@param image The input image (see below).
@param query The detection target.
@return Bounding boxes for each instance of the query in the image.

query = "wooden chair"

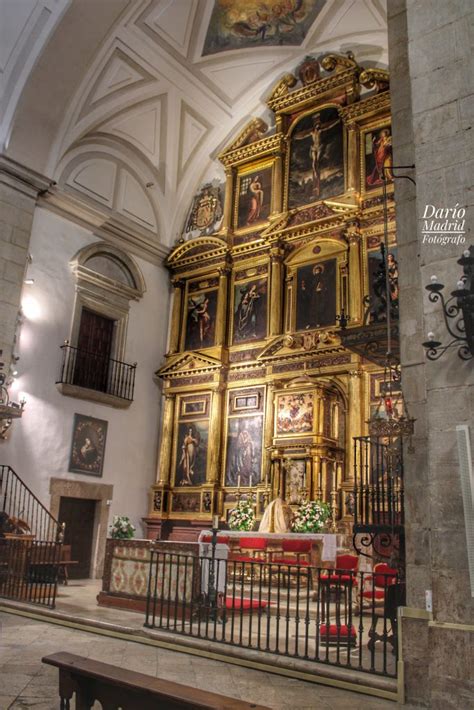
[58,545,79,585]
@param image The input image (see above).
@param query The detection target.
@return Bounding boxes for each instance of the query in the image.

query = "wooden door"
[58,497,96,578]
[74,309,114,392]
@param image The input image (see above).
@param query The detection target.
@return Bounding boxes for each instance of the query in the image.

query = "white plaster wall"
[4,206,170,536]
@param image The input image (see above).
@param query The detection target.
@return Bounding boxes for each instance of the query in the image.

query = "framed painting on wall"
[232,277,268,343]
[363,124,393,191]
[183,289,218,350]
[68,414,108,476]
[295,258,337,331]
[235,166,272,230]
[174,420,209,487]
[276,392,314,435]
[288,106,344,208]
[225,415,263,487]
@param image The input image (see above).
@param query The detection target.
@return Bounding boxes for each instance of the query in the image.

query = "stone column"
[168,279,184,355]
[215,267,230,346]
[0,157,52,374]
[156,392,176,485]
[269,247,284,336]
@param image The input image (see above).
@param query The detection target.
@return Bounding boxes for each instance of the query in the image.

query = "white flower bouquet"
[228,501,255,531]
[110,515,136,539]
[291,500,331,533]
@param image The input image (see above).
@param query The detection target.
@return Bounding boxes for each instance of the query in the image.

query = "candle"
[237,474,241,489]
[213,515,219,530]
[249,474,252,489]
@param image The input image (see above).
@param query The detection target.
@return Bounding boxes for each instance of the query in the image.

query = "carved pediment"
[157,352,223,379]
[258,331,343,363]
[224,118,269,154]
[167,236,229,268]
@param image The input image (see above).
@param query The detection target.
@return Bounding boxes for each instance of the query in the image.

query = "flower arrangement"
[291,500,331,533]
[228,501,255,531]
[110,515,136,539]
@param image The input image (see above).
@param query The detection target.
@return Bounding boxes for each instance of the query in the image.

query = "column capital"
[171,277,185,289]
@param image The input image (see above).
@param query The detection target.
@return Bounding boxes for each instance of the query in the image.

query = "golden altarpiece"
[144,54,398,540]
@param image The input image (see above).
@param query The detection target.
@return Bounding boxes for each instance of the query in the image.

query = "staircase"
[0,465,63,608]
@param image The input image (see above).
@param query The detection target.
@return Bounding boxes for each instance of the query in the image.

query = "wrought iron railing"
[145,545,403,678]
[0,464,62,541]
[0,537,61,608]
[57,344,136,402]
[353,436,404,533]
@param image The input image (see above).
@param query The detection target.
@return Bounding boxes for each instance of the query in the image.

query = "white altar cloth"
[198,530,337,562]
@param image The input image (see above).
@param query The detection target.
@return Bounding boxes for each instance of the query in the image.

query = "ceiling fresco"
[203,0,327,56]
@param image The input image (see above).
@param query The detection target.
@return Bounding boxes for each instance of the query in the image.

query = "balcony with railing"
[56,344,136,408]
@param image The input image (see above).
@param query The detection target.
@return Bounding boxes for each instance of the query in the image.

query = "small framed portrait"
[235,165,273,230]
[363,124,393,192]
[180,395,210,418]
[69,414,108,476]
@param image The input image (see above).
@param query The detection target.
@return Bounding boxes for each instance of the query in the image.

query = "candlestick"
[212,514,219,530]
[237,474,241,489]
[249,474,252,489]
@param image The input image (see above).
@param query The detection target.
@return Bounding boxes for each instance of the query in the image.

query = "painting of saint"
[276,393,314,434]
[184,290,218,350]
[69,414,108,477]
[225,416,263,486]
[233,278,267,343]
[295,258,336,331]
[175,421,208,487]
[288,107,344,208]
[365,126,393,189]
[203,0,327,56]
[368,248,399,323]
[237,168,272,229]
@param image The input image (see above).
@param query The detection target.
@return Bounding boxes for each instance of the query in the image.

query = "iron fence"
[57,344,136,402]
[0,538,62,608]
[145,545,403,678]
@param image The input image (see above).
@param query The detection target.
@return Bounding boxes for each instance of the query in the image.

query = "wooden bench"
[42,652,271,709]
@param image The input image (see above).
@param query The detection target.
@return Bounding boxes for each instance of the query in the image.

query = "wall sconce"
[0,369,26,439]
[422,247,474,360]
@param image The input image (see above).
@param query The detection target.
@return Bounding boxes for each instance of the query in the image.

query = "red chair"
[271,539,312,567]
[319,554,359,623]
[232,537,268,564]
[361,562,397,608]
[200,535,230,544]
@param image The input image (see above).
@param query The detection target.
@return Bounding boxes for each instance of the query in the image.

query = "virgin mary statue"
[259,497,293,533]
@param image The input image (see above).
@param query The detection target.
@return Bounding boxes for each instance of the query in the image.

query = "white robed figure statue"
[258,496,293,533]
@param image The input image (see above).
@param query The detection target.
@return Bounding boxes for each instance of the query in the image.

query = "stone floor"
[0,610,411,709]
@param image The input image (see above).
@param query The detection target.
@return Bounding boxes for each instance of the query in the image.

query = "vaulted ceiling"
[0,0,388,258]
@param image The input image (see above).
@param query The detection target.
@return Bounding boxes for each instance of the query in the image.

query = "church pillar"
[207,384,225,483]
[168,279,184,354]
[156,392,176,485]
[0,157,52,374]
[347,370,363,482]
[215,267,230,346]
[269,247,284,336]
[347,225,363,324]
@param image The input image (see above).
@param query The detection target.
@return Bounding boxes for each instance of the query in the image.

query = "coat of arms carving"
[185,184,223,236]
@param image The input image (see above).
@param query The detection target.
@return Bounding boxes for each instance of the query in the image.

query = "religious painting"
[364,125,393,191]
[183,180,224,238]
[180,395,210,418]
[232,277,268,343]
[276,392,314,434]
[225,415,263,487]
[174,421,209,487]
[295,258,337,331]
[236,167,272,230]
[370,372,402,402]
[283,459,306,504]
[202,0,327,56]
[229,387,264,414]
[288,107,344,208]
[68,414,108,476]
[184,289,218,350]
[368,247,399,323]
[171,492,201,513]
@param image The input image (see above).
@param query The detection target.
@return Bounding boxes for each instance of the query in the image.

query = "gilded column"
[215,266,230,346]
[207,385,225,483]
[320,457,327,501]
[346,122,358,199]
[219,167,234,237]
[264,383,276,480]
[347,369,363,481]
[168,279,184,355]
[347,226,362,324]
[269,247,284,336]
[271,152,283,216]
[156,392,176,485]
